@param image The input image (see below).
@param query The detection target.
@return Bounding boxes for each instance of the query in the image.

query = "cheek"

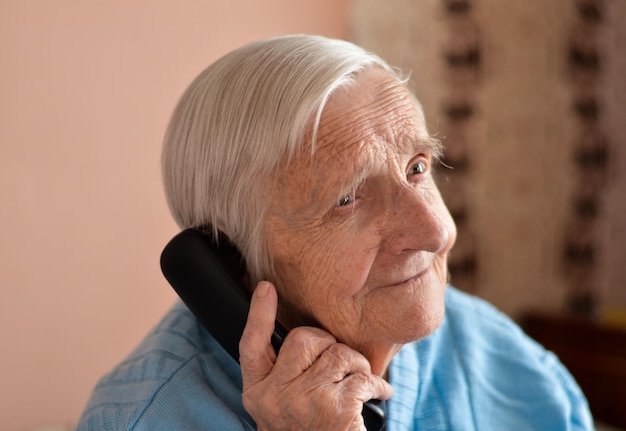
[271,228,378,326]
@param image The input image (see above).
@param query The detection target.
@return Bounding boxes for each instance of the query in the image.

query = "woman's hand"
[239,281,393,431]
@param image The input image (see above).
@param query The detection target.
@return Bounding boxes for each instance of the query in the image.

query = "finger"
[304,343,393,405]
[272,326,337,381]
[239,281,279,389]
[302,342,372,386]
[341,372,394,403]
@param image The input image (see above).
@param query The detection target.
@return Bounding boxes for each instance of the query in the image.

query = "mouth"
[384,266,431,288]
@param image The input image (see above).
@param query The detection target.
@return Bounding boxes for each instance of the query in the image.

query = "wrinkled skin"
[239,68,457,430]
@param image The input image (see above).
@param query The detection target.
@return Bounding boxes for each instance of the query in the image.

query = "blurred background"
[1,0,625,430]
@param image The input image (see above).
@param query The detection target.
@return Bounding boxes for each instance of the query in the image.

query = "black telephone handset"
[160,228,386,431]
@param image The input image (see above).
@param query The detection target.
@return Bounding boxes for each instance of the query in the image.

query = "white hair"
[162,35,407,282]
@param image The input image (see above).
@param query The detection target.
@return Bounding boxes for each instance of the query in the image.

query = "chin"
[396,282,447,343]
[404,301,445,343]
[360,271,449,348]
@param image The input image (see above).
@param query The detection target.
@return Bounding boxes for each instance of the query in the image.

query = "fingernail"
[255,281,270,298]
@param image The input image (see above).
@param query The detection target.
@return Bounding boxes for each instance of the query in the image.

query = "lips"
[384,265,431,288]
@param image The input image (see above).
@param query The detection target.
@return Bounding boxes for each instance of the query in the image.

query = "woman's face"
[264,68,456,373]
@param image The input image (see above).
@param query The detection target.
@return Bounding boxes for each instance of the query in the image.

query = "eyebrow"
[416,135,444,160]
[331,134,443,204]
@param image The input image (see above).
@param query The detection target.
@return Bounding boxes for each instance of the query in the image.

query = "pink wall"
[0,1,348,429]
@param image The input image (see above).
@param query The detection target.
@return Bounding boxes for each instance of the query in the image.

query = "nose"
[380,184,456,256]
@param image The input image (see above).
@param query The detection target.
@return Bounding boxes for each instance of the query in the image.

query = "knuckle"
[346,371,371,387]
[284,326,310,345]
[324,343,354,364]
[341,373,379,401]
[285,326,334,349]
[238,333,256,362]
[238,332,250,352]
[320,343,369,374]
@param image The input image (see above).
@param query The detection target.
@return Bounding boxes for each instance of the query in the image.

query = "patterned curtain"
[562,0,610,314]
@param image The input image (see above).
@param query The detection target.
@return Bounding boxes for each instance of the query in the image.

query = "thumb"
[239,281,279,389]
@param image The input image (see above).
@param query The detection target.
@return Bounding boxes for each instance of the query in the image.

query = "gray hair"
[162,34,406,283]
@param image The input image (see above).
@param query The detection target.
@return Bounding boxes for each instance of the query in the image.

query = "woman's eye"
[336,194,353,208]
[408,160,427,175]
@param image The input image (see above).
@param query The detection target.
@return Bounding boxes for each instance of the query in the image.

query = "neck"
[361,342,403,377]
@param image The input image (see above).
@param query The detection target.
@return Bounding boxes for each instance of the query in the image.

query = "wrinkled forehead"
[304,69,432,170]
[268,69,437,217]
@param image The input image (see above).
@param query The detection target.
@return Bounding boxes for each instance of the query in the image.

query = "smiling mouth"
[385,266,431,288]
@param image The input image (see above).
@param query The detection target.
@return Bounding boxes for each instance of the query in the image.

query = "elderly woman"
[78,35,592,430]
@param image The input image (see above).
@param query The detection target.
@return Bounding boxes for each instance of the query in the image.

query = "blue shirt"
[77,287,593,430]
